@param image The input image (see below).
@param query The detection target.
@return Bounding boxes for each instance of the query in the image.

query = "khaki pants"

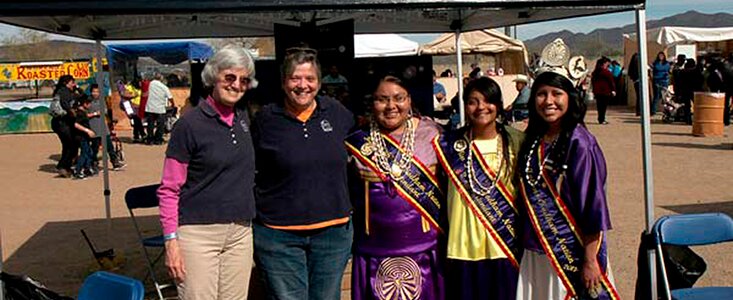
[177,222,253,300]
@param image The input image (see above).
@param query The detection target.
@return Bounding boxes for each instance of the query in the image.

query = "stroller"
[661,87,690,124]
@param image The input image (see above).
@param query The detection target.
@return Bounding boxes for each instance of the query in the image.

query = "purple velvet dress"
[349,118,444,300]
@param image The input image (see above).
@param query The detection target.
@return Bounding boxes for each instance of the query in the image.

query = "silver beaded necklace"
[524,136,558,187]
[465,131,503,197]
[369,117,416,181]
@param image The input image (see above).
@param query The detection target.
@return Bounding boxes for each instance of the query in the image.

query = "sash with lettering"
[432,129,520,268]
[345,130,444,233]
[520,142,619,300]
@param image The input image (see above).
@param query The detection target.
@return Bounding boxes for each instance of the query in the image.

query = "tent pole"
[1,230,4,300]
[455,28,465,127]
[95,39,113,246]
[635,8,657,300]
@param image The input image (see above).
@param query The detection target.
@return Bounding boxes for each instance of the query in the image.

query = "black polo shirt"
[253,97,354,226]
[166,100,256,225]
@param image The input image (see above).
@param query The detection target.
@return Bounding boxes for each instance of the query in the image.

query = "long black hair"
[518,71,586,174]
[54,75,75,96]
[463,77,511,171]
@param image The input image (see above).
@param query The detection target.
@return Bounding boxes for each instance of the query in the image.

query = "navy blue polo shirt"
[253,97,354,226]
[166,100,256,225]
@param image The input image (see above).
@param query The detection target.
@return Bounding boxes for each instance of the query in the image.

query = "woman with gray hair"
[252,47,354,299]
[157,44,258,299]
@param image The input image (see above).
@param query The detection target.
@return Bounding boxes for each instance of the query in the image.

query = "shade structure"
[106,41,214,65]
[419,29,529,74]
[0,1,659,298]
[0,1,642,40]
[354,34,418,58]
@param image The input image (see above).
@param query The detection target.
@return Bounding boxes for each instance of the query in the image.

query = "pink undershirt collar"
[206,96,234,127]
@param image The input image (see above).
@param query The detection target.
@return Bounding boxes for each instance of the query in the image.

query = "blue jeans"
[75,137,93,172]
[652,82,668,115]
[254,220,353,300]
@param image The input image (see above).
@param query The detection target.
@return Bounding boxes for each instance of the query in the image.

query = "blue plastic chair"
[125,184,170,300]
[78,271,144,300]
[652,213,733,300]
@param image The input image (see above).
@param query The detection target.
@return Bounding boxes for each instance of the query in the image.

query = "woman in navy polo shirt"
[252,48,354,300]
[157,45,258,299]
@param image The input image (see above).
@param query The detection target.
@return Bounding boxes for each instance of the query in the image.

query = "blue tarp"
[106,41,214,65]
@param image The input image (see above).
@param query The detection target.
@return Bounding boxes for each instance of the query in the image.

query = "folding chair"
[78,271,144,300]
[125,184,171,300]
[652,212,733,300]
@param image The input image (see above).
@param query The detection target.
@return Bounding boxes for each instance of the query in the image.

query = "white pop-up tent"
[625,26,733,63]
[0,1,664,298]
[355,34,418,58]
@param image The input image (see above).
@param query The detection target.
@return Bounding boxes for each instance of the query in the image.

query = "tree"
[1,28,49,46]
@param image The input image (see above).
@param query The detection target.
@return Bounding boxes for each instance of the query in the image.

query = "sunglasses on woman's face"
[285,47,318,55]
[222,74,251,87]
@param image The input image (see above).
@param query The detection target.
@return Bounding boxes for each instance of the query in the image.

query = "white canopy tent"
[0,1,662,299]
[355,34,418,58]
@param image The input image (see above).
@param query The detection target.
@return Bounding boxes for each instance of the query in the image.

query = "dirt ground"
[1,107,732,299]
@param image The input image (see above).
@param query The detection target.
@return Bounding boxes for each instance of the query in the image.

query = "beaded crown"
[535,38,587,86]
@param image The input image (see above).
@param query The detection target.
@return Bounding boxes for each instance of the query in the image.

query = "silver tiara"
[535,38,587,85]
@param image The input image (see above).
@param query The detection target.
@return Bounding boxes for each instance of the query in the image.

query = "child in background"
[73,95,97,179]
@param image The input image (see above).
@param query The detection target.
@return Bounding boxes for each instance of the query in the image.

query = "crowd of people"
[156,44,617,300]
[634,51,733,124]
[117,73,176,145]
[50,75,126,179]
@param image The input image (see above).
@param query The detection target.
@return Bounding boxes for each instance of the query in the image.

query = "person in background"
[651,51,671,116]
[507,74,530,122]
[592,57,615,124]
[348,75,444,300]
[158,45,258,299]
[434,77,524,300]
[145,73,174,145]
[433,69,451,127]
[252,47,354,300]
[516,71,618,300]
[51,75,80,178]
[677,59,704,125]
[121,79,146,143]
[88,84,126,171]
[441,69,454,78]
[72,95,97,179]
[628,53,641,116]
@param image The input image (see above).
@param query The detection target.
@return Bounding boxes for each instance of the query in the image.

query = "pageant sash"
[520,143,619,300]
[433,132,520,268]
[346,131,444,233]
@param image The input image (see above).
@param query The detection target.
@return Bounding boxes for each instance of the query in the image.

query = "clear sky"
[0,0,731,44]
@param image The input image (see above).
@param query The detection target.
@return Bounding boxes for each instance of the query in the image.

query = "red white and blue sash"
[346,130,444,233]
[520,143,619,300]
[433,131,520,268]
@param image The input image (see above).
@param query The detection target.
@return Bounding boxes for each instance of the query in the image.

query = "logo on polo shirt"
[239,119,249,132]
[321,119,333,132]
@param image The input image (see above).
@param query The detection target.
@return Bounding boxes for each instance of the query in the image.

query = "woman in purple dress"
[346,75,444,300]
[515,71,619,300]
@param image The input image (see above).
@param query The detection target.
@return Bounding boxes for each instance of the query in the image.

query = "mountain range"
[524,10,733,58]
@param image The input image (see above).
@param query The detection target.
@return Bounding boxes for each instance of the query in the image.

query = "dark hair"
[518,71,586,174]
[54,75,75,96]
[372,74,421,117]
[90,83,99,91]
[462,77,511,169]
[654,51,668,64]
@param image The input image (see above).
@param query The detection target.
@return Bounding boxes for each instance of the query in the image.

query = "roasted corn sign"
[0,62,92,81]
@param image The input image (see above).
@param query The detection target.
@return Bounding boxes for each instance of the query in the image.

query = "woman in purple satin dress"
[515,71,618,300]
[346,75,444,300]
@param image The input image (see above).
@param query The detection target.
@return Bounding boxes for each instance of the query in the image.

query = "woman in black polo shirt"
[252,48,354,299]
[157,45,257,299]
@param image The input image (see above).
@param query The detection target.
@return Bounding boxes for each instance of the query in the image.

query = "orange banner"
[0,62,92,81]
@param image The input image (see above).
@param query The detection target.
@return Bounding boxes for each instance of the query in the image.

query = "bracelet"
[164,232,178,240]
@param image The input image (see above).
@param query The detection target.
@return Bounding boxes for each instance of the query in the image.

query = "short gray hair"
[201,44,258,89]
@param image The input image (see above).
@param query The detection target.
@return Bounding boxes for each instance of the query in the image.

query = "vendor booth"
[2,1,669,299]
[420,29,530,107]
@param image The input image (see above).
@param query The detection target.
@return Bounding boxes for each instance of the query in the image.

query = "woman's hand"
[582,257,602,292]
[165,239,186,282]
[87,129,96,138]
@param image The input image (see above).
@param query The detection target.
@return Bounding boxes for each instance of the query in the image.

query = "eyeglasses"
[221,74,251,87]
[285,47,318,56]
[374,94,409,105]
